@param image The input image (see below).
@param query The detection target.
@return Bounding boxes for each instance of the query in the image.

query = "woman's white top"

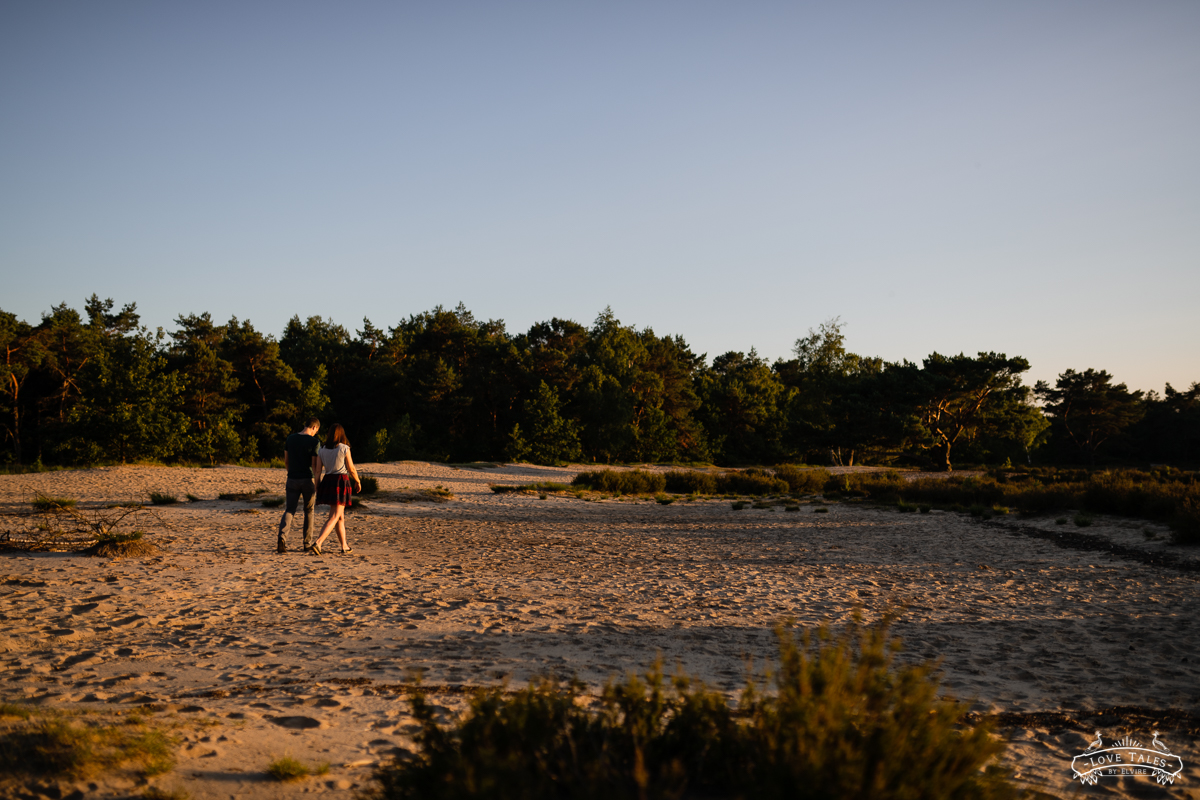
[319,443,350,475]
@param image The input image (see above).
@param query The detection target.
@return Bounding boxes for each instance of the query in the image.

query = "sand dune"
[2,462,1198,798]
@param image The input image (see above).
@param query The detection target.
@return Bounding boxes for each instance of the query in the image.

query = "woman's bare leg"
[336,513,349,551]
[315,508,339,550]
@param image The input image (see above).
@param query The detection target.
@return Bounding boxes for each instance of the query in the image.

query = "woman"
[311,423,362,555]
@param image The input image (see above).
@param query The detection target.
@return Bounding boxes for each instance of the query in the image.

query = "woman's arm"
[345,449,362,492]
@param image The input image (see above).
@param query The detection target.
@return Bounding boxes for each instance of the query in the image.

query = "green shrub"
[715,472,788,496]
[731,501,747,510]
[896,501,917,513]
[148,492,177,505]
[1074,513,1093,527]
[185,493,200,502]
[364,617,1018,800]
[360,477,380,495]
[771,465,831,495]
[261,497,284,508]
[664,470,717,494]
[814,507,829,513]
[572,470,666,495]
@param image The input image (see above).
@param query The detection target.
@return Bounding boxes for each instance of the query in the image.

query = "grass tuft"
[0,702,33,719]
[267,756,328,781]
[267,756,310,781]
[32,495,76,512]
[148,492,178,505]
[0,715,174,779]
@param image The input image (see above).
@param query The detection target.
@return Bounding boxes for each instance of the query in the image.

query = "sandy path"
[1,462,1198,799]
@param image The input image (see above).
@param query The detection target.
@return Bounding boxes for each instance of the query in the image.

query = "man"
[278,417,321,553]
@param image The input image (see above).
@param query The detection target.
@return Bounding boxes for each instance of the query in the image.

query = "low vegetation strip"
[528,466,1199,543]
[366,616,1018,800]
[571,468,800,497]
[572,469,667,495]
[490,481,576,495]
[828,467,1200,544]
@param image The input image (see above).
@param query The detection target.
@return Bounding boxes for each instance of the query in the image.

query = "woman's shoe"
[311,543,323,555]
[341,548,354,555]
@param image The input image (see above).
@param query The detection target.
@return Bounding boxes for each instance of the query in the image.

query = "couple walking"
[277,417,363,555]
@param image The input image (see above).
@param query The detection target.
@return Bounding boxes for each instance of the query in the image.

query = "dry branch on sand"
[0,494,167,556]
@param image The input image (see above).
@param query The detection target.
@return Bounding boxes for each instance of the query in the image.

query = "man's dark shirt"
[285,433,320,479]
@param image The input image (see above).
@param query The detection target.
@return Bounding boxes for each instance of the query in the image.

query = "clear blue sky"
[2,1,1197,393]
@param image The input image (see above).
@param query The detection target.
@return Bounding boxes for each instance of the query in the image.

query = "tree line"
[2,297,1197,470]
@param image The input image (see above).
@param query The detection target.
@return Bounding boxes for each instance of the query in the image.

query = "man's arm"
[311,455,322,485]
[284,451,290,471]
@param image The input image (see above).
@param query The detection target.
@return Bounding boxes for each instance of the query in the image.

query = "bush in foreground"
[365,617,1018,800]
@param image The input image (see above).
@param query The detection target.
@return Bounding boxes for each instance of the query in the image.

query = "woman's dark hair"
[325,423,350,449]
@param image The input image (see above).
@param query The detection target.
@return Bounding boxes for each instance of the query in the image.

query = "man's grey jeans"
[278,478,317,551]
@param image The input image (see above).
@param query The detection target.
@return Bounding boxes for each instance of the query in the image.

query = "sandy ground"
[1,462,1198,799]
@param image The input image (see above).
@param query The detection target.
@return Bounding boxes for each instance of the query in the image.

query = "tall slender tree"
[0,311,45,464]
